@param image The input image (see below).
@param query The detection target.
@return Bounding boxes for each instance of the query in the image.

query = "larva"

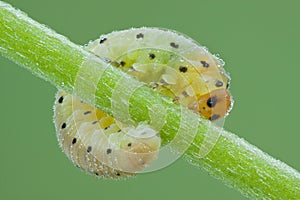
[54,27,233,179]
[54,91,161,178]
[87,28,232,120]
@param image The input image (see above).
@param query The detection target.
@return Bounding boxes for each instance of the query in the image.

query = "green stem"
[0,1,299,199]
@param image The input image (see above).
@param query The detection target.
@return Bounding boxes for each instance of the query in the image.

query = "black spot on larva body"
[215,80,224,87]
[182,91,188,97]
[149,53,156,59]
[207,96,217,108]
[58,96,64,104]
[92,121,98,124]
[173,96,180,102]
[160,79,168,85]
[120,61,126,66]
[87,146,92,153]
[99,38,107,44]
[201,61,210,68]
[95,172,99,176]
[136,33,144,39]
[209,114,220,121]
[116,172,121,176]
[84,111,92,115]
[72,138,77,144]
[151,82,159,89]
[104,126,109,130]
[117,129,122,132]
[170,42,179,48]
[226,82,230,89]
[61,123,66,129]
[127,143,132,147]
[107,148,112,154]
[140,160,146,165]
[179,66,188,73]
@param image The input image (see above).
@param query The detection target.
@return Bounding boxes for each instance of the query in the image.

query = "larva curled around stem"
[87,28,232,120]
[53,27,233,179]
[54,91,161,178]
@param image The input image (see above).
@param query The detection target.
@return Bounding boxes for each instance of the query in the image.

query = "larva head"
[192,89,232,121]
[185,68,232,120]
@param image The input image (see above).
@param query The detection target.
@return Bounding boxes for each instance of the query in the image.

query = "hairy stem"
[0,1,299,199]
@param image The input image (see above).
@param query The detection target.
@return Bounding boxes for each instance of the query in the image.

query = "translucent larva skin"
[54,91,161,179]
[87,28,232,120]
[54,28,233,179]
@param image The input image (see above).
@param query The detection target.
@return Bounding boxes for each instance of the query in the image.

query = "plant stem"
[0,1,299,199]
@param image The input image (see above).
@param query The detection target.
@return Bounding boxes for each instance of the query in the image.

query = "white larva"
[53,27,232,179]
[54,91,160,178]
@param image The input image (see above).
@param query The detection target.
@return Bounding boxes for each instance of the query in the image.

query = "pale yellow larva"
[86,27,232,120]
[53,27,232,179]
[54,91,160,179]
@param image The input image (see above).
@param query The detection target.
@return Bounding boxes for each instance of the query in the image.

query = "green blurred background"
[0,0,299,199]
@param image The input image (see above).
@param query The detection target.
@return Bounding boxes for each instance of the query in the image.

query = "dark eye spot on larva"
[107,148,112,154]
[179,66,188,73]
[87,146,92,153]
[136,33,144,39]
[99,38,107,44]
[215,80,223,87]
[207,96,217,108]
[95,172,99,176]
[104,126,110,130]
[72,138,77,145]
[170,42,179,48]
[84,111,92,115]
[116,172,121,176]
[61,123,67,129]
[58,96,64,104]
[209,114,220,121]
[149,53,156,59]
[127,143,132,147]
[201,61,210,68]
[117,129,122,132]
[92,121,98,125]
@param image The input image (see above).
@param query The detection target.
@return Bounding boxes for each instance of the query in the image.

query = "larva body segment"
[87,27,232,119]
[54,91,160,178]
[53,27,233,179]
